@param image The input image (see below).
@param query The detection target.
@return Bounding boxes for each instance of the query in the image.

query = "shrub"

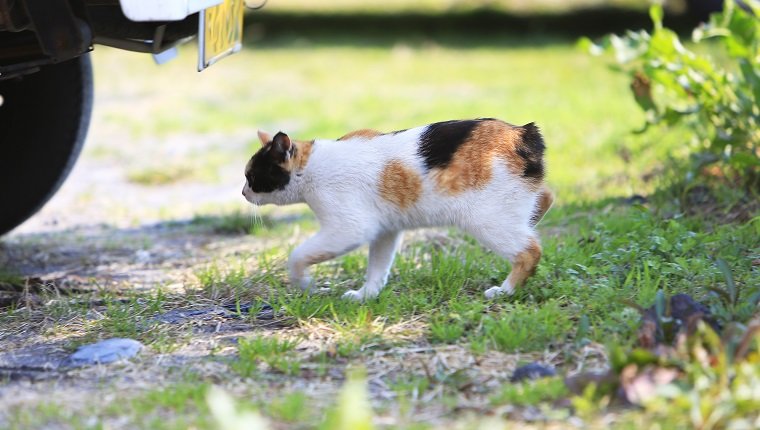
[582,1,759,188]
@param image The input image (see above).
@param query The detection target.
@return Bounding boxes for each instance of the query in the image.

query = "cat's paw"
[342,289,368,302]
[484,286,513,299]
[293,276,313,292]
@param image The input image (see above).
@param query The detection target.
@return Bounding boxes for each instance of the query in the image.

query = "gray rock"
[67,338,143,366]
[0,343,69,380]
[510,362,557,383]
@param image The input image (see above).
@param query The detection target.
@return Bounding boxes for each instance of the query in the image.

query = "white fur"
[243,126,544,301]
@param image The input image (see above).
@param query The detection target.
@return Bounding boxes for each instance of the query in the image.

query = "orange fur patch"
[379,159,422,209]
[293,140,313,171]
[506,239,542,290]
[305,251,337,266]
[279,140,314,172]
[339,129,382,141]
[530,186,555,226]
[432,120,543,194]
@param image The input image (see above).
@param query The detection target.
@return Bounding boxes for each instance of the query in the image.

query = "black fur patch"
[417,120,479,169]
[245,147,291,193]
[515,122,546,180]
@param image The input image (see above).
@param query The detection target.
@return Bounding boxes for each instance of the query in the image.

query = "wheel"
[0,54,94,235]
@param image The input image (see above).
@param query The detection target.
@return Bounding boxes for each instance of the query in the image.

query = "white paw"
[294,276,313,292]
[342,289,365,302]
[484,286,514,299]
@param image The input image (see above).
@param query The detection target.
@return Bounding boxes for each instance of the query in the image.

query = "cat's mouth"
[242,185,259,205]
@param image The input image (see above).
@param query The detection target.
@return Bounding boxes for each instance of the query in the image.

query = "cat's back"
[307,126,428,179]
[414,118,545,194]
[327,118,543,180]
[306,119,545,209]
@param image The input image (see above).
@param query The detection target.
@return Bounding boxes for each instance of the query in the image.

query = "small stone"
[67,338,143,366]
[135,249,152,264]
[510,362,556,383]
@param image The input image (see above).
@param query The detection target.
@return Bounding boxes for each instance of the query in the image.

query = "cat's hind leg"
[484,238,542,299]
[288,230,364,292]
[343,231,403,302]
[466,224,542,299]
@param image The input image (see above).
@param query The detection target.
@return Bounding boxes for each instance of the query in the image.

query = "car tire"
[0,53,94,236]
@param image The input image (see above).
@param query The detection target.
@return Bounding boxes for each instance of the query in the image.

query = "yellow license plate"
[198,0,244,71]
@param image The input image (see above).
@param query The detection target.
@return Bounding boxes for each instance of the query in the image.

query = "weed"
[265,391,310,422]
[127,164,196,186]
[233,335,301,377]
[480,301,572,352]
[191,211,274,235]
[490,377,569,407]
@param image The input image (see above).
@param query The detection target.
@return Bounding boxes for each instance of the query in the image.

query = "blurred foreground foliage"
[571,269,760,429]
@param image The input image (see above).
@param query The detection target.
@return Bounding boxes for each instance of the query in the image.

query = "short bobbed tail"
[515,122,546,182]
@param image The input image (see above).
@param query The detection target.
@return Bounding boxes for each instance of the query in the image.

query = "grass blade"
[715,258,737,307]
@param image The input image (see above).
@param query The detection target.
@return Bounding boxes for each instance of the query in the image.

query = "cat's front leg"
[288,230,363,293]
[343,231,403,302]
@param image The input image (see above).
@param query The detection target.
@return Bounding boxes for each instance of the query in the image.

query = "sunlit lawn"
[2,25,757,429]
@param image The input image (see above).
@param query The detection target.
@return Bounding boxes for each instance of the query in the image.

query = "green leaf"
[662,107,685,126]
[628,347,660,367]
[649,4,664,31]
[608,344,629,373]
[576,314,591,343]
[655,289,668,320]
[617,299,647,315]
[706,285,733,305]
[738,59,760,104]
[715,258,738,307]
[730,152,760,168]
[576,37,605,56]
[747,291,760,307]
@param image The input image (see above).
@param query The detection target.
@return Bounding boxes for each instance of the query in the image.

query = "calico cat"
[243,118,554,301]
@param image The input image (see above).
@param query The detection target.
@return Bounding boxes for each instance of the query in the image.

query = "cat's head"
[242,130,299,205]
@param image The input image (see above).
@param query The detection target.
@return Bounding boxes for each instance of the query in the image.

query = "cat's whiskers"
[249,203,264,233]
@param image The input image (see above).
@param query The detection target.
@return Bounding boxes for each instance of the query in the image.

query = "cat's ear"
[271,131,293,161]
[257,130,273,145]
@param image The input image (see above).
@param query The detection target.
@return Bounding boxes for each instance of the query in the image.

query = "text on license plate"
[198,0,244,71]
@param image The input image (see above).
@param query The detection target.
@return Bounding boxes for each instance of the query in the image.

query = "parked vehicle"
[0,0,243,235]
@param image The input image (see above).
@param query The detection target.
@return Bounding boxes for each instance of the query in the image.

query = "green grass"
[490,377,569,406]
[265,391,310,423]
[2,18,757,430]
[233,335,302,376]
[199,204,758,355]
[127,163,197,185]
[0,269,24,285]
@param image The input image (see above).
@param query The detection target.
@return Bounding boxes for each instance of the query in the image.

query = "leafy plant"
[638,321,760,429]
[570,294,760,428]
[490,377,568,407]
[266,392,310,423]
[582,1,760,187]
[709,257,760,322]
